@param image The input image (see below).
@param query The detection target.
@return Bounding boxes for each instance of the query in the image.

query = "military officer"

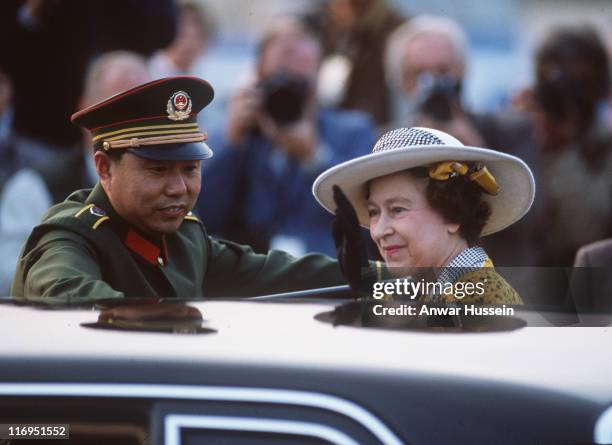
[11,77,350,302]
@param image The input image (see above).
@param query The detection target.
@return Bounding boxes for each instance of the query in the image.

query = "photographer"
[526,25,612,266]
[196,18,376,256]
[385,15,486,147]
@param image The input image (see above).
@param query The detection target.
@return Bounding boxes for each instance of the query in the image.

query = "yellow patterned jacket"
[436,247,523,305]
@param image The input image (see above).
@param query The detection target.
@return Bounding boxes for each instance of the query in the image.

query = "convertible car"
[1,288,611,445]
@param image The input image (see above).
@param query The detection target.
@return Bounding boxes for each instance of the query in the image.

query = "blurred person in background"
[149,0,215,79]
[0,0,177,168]
[385,15,493,147]
[196,18,376,256]
[309,0,404,126]
[523,25,612,266]
[385,15,544,163]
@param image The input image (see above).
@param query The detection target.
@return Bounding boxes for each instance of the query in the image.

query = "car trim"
[165,414,360,445]
[0,383,404,445]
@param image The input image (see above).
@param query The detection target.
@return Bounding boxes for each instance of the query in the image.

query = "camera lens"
[416,73,461,122]
[260,73,310,126]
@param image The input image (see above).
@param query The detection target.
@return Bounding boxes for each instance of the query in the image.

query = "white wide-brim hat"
[312,127,535,236]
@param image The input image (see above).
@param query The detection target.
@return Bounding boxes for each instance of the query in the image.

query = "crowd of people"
[1,0,611,298]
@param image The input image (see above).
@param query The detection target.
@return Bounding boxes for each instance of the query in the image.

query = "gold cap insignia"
[166,91,192,121]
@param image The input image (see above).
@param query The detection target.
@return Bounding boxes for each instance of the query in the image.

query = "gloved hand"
[332,185,374,295]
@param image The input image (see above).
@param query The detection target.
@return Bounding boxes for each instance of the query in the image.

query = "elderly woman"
[313,127,535,304]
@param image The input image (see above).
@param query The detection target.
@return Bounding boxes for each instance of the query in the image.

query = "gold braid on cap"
[101,132,207,151]
[94,122,207,151]
[102,132,208,151]
[428,161,499,195]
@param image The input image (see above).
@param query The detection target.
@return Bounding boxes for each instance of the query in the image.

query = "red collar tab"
[124,229,167,266]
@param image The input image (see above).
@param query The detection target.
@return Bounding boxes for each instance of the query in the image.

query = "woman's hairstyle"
[410,167,491,245]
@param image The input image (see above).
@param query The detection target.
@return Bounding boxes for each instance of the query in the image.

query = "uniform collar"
[85,183,169,267]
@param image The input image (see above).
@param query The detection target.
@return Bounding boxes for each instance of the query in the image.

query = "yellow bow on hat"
[428,161,500,195]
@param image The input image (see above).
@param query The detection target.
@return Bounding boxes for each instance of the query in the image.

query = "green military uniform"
[11,183,344,302]
[11,76,347,303]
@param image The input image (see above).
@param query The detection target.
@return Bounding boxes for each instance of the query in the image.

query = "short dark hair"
[412,167,491,245]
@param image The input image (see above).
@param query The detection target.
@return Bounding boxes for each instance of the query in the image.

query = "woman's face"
[367,171,460,269]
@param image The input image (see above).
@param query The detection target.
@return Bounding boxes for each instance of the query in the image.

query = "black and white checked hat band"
[372,127,448,153]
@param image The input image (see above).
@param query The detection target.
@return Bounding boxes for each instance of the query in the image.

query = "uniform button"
[157,257,165,267]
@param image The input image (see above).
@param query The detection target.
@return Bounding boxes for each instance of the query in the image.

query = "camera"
[415,73,462,122]
[259,72,310,126]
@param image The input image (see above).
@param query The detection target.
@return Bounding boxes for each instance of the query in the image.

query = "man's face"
[100,153,201,235]
[259,33,321,83]
[402,33,462,95]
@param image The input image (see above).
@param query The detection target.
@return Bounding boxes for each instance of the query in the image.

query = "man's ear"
[94,151,113,188]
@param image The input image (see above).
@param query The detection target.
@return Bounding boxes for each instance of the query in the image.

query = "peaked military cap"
[71,76,214,160]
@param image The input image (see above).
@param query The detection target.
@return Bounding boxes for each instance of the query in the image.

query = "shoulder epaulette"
[74,204,110,230]
[184,211,201,223]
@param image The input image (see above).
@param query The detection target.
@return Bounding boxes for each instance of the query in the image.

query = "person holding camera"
[384,15,487,147]
[196,18,377,256]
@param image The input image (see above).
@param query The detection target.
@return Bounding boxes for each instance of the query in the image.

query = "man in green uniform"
[11,77,349,302]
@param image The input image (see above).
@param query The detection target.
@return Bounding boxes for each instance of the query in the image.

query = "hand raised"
[332,185,372,294]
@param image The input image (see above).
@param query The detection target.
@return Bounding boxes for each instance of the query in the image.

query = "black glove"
[332,185,374,294]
